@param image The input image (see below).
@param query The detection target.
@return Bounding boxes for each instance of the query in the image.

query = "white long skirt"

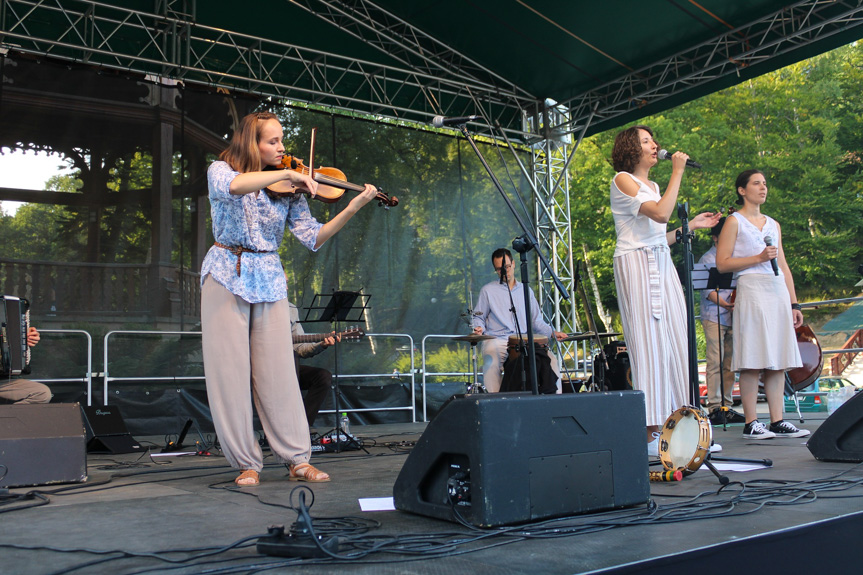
[731,273,802,372]
[613,247,690,427]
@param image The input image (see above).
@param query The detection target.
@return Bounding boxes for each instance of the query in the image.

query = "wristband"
[791,303,802,311]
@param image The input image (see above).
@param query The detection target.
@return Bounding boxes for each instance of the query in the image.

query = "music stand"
[302,290,369,454]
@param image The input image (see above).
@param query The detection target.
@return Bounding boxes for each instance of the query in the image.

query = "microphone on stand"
[432,115,480,128]
[657,149,702,169]
[764,236,779,276]
[499,266,506,285]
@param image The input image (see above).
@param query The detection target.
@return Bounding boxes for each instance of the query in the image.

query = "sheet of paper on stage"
[710,462,766,472]
[149,452,197,458]
[359,497,396,511]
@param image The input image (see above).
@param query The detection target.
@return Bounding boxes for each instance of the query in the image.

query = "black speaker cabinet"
[0,403,88,488]
[81,405,143,454]
[807,390,863,462]
[393,391,649,527]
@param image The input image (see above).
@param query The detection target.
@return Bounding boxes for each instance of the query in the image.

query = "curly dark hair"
[612,125,656,173]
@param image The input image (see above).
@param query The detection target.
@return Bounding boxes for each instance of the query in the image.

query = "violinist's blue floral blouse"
[200,161,323,303]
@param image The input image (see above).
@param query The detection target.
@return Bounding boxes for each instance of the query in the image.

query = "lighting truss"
[0,0,538,139]
[555,0,863,136]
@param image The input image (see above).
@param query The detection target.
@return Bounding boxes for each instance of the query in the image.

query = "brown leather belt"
[213,242,273,276]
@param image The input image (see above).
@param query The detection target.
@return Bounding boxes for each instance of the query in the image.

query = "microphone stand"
[676,202,701,406]
[457,122,570,395]
[500,265,530,392]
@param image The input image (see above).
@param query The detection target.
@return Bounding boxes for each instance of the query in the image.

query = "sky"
[0,149,73,215]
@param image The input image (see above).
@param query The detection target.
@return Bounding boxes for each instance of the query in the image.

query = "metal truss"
[493,101,581,368]
[555,0,863,136]
[0,0,538,139]
[531,136,577,336]
[287,0,533,102]
[4,1,862,140]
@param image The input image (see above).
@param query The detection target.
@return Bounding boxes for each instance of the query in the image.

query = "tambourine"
[658,406,712,475]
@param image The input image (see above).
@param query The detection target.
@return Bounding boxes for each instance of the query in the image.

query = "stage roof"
[2,0,863,140]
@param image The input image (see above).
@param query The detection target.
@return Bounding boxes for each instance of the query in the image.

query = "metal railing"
[830,330,863,376]
[32,329,93,405]
[420,334,479,421]
[102,330,205,405]
[102,330,417,421]
[25,292,863,419]
[322,333,416,422]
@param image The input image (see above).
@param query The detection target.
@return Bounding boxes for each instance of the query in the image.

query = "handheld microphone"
[764,236,779,276]
[432,115,480,128]
[649,469,683,482]
[657,149,702,169]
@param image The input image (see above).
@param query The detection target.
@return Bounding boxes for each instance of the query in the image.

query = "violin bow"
[308,127,316,184]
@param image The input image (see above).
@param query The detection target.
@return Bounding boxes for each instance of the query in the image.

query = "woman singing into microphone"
[715,169,808,440]
[610,125,719,456]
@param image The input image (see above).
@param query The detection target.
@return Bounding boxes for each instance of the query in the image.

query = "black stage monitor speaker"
[81,404,143,454]
[393,391,649,527]
[0,403,88,488]
[807,390,863,462]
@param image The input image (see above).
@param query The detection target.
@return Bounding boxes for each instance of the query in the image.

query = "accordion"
[1,295,31,377]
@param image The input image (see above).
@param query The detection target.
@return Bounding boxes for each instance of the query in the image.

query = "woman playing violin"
[715,169,808,440]
[201,111,378,486]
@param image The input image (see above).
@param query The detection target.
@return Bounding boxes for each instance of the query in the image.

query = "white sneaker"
[709,442,722,453]
[647,431,661,457]
[743,420,776,440]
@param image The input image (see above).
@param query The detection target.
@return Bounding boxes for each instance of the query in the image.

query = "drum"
[507,335,549,360]
[502,336,555,394]
[658,406,712,475]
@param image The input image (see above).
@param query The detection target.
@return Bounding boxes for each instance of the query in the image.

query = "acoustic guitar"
[293,327,364,345]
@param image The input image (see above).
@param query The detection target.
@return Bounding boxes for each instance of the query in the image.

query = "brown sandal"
[234,469,260,486]
[288,462,330,483]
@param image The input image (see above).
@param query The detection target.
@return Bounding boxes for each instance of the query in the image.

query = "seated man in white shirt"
[471,248,567,393]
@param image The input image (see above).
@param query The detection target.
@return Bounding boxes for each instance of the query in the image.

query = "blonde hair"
[219,112,279,173]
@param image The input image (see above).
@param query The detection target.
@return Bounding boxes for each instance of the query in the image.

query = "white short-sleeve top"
[610,172,667,257]
[730,211,782,278]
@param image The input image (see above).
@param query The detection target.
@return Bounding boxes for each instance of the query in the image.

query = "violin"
[266,156,397,208]
[265,126,397,209]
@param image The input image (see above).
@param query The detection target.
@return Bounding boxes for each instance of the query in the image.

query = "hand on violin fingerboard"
[349,184,380,210]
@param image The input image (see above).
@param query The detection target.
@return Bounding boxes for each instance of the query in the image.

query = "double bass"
[786,324,823,392]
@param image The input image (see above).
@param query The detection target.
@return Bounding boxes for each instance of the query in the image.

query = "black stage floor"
[3,409,863,575]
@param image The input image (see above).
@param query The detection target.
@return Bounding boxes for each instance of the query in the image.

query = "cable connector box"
[256,525,339,559]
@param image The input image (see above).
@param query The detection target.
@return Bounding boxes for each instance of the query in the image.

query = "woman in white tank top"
[610,125,720,456]
[715,169,808,440]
